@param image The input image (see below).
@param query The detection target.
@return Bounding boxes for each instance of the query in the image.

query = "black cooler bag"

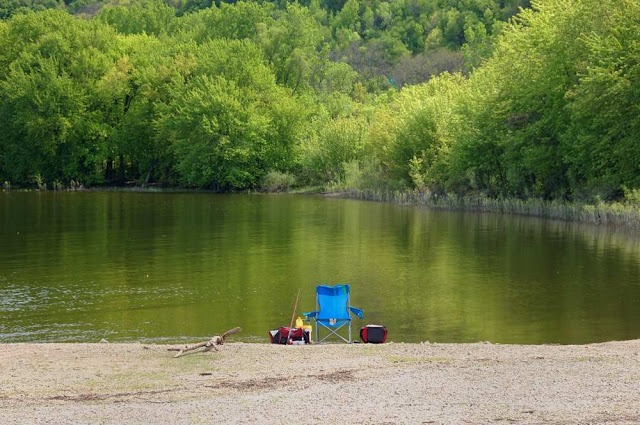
[360,325,387,343]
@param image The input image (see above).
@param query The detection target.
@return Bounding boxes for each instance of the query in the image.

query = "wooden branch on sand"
[172,327,241,358]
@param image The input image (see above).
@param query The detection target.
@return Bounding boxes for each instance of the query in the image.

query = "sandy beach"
[1,340,639,424]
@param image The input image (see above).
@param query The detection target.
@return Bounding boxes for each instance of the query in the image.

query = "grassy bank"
[6,181,639,229]
[336,188,640,229]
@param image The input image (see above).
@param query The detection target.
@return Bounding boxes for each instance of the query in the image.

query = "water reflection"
[1,191,639,344]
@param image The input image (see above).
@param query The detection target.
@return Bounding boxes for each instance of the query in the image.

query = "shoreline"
[331,188,640,230]
[6,186,639,230]
[2,340,639,424]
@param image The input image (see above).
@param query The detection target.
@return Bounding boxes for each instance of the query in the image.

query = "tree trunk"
[105,158,114,182]
[142,164,153,188]
[117,154,126,185]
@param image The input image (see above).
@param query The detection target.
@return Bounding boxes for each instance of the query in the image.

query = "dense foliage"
[0,0,638,204]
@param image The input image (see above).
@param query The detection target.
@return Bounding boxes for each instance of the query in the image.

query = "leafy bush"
[331,158,393,192]
[261,171,296,192]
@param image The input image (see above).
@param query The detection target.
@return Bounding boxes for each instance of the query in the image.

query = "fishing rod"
[286,289,301,344]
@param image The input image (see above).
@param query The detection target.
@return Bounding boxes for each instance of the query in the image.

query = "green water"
[1,191,639,344]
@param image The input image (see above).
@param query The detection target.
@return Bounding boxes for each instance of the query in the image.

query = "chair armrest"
[349,307,364,318]
[302,311,318,319]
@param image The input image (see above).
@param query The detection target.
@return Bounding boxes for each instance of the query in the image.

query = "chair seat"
[317,317,350,326]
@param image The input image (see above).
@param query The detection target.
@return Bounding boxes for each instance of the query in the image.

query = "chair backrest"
[316,284,351,320]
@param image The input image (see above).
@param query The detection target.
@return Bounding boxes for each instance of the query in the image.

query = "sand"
[1,340,640,424]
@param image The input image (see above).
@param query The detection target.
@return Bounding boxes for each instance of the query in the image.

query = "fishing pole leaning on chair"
[286,289,301,345]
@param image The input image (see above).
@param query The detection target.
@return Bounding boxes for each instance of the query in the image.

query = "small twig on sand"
[172,327,241,358]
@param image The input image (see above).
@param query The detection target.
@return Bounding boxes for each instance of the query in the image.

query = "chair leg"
[316,321,352,343]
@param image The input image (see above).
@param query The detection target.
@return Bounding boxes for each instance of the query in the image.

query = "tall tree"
[0,10,117,185]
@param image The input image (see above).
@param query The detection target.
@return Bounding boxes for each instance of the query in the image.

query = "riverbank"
[333,188,640,230]
[5,185,640,230]
[2,340,639,424]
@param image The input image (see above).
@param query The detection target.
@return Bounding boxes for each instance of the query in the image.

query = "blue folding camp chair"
[303,284,364,343]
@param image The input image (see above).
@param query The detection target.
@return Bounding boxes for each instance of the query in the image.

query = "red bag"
[269,327,310,344]
[360,325,387,343]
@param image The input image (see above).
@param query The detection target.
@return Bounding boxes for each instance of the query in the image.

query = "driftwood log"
[172,327,241,358]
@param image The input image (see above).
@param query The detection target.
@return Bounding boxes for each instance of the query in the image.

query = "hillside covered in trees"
[0,0,638,204]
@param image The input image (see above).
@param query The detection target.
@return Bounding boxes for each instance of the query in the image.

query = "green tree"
[298,113,367,184]
[331,0,359,35]
[0,10,117,186]
[563,0,640,196]
[172,1,273,43]
[449,0,600,199]
[98,0,175,36]
[159,75,269,189]
[96,34,196,185]
[0,0,62,20]
[156,39,294,190]
[367,72,466,188]
[258,3,326,92]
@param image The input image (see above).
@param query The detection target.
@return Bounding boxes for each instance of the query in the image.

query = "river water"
[1,191,639,344]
